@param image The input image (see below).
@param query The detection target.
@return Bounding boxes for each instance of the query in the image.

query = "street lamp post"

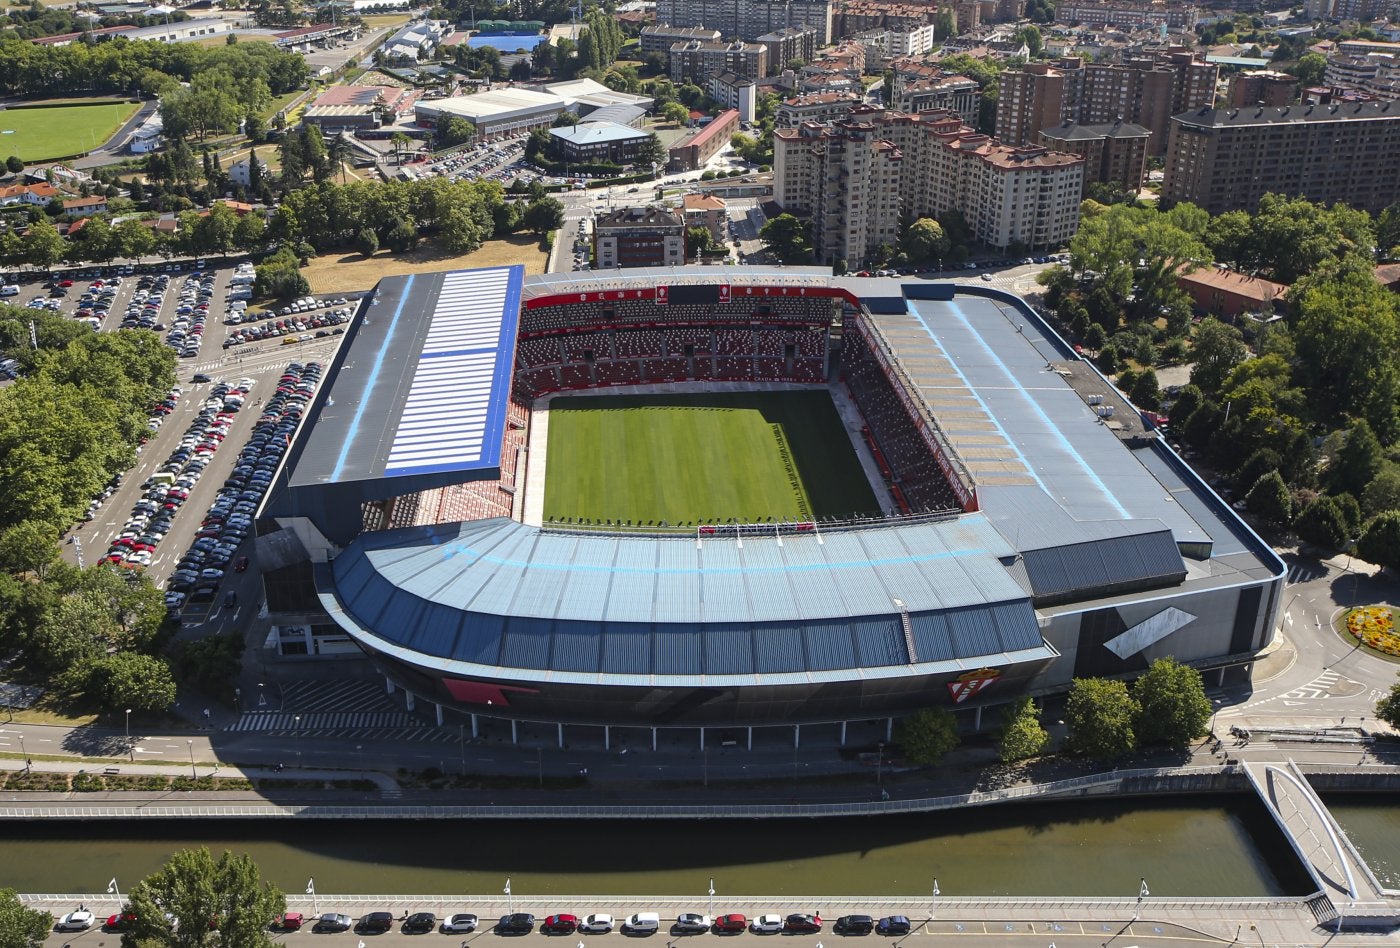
[876,741,884,786]
[504,878,513,915]
[17,733,27,771]
[931,879,939,919]
[708,879,715,918]
[1133,878,1148,922]
[295,714,302,767]
[187,739,196,779]
[125,708,133,763]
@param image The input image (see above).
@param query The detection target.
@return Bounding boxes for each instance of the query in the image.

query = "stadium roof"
[320,515,1058,683]
[285,266,522,496]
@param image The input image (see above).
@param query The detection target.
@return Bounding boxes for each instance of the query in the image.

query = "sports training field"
[542,391,879,525]
[0,101,141,161]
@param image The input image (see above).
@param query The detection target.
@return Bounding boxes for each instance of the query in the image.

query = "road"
[71,100,158,169]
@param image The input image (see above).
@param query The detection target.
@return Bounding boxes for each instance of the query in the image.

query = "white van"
[0,285,18,297]
[623,914,660,934]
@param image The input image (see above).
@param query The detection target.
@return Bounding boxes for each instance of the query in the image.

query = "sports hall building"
[258,265,1283,746]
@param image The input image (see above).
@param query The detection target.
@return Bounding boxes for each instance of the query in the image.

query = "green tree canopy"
[1131,657,1211,750]
[998,696,1050,762]
[89,651,177,713]
[128,848,285,948]
[0,888,52,948]
[1245,470,1292,526]
[895,707,961,764]
[1065,678,1138,759]
[1188,318,1246,396]
[900,217,948,264]
[1359,509,1400,572]
[759,213,812,264]
[1376,676,1400,730]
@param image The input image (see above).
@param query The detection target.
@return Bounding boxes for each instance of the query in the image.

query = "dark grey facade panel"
[501,615,553,668]
[378,594,427,648]
[552,623,603,672]
[754,623,805,672]
[462,612,507,665]
[655,621,704,674]
[851,615,906,667]
[416,605,464,658]
[602,621,651,673]
[947,605,1004,658]
[987,600,1045,652]
[910,612,956,662]
[704,624,754,675]
[1020,531,1186,604]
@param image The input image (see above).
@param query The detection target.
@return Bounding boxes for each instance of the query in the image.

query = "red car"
[714,915,747,934]
[784,915,822,934]
[542,915,579,934]
[106,913,137,931]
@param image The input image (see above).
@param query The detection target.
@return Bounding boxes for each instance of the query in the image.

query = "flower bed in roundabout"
[1345,606,1400,656]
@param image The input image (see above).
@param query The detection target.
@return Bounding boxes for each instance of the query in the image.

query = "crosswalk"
[225,711,460,743]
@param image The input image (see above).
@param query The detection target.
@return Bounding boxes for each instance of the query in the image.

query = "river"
[0,796,1314,897]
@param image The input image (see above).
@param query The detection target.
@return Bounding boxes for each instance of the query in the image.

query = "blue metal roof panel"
[754,622,806,673]
[852,615,907,667]
[601,621,651,674]
[500,615,553,669]
[804,618,857,670]
[909,611,956,662]
[655,539,700,622]
[655,622,703,674]
[606,541,658,621]
[414,603,463,658]
[946,605,1005,658]
[703,623,754,674]
[459,611,505,664]
[551,623,602,673]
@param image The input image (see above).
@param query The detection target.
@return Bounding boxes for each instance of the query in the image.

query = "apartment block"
[756,25,817,72]
[1056,1,1198,31]
[640,23,721,55]
[1038,119,1150,195]
[894,74,981,126]
[594,206,687,268]
[776,90,865,126]
[1305,0,1388,20]
[1229,69,1298,107]
[670,39,769,82]
[1161,101,1400,215]
[656,0,834,45]
[996,49,1216,154]
[709,70,758,121]
[774,107,1083,262]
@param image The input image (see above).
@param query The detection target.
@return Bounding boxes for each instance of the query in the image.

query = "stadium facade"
[258,265,1284,741]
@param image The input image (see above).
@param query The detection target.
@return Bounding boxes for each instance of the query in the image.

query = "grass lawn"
[542,391,878,524]
[0,100,141,161]
[300,234,549,294]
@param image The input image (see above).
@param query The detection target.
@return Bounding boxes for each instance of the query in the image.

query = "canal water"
[1328,796,1400,889]
[0,797,1314,897]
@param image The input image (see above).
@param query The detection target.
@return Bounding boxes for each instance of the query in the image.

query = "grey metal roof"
[287,266,522,489]
[322,516,1055,680]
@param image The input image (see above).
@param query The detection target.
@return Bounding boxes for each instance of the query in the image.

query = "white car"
[57,910,95,931]
[752,915,784,934]
[440,914,479,933]
[580,915,614,934]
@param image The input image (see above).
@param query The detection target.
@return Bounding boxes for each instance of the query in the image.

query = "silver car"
[441,914,478,934]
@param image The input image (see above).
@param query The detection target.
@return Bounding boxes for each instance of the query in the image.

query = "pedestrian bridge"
[1242,759,1397,929]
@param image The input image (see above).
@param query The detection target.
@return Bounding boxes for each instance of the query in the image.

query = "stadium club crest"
[947,668,1000,703]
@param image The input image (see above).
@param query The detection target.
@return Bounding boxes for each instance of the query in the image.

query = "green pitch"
[0,101,141,162]
[543,391,880,525]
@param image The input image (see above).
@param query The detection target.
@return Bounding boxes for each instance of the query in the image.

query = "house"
[1176,266,1288,319]
[1375,263,1400,293]
[228,157,270,188]
[62,195,108,216]
[0,183,59,207]
[682,192,727,241]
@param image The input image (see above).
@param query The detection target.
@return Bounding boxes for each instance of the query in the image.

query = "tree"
[1332,419,1385,499]
[355,226,379,257]
[1064,677,1138,759]
[894,707,960,764]
[1245,470,1292,526]
[900,217,948,264]
[24,217,65,270]
[1188,318,1246,396]
[521,197,565,238]
[0,889,52,948]
[1095,343,1118,375]
[1131,657,1211,750]
[1359,510,1400,573]
[1376,677,1400,729]
[1128,368,1160,410]
[998,696,1049,762]
[128,848,285,948]
[759,213,812,264]
[1289,52,1326,87]
[4,156,21,176]
[634,133,665,170]
[1014,24,1043,57]
[89,652,177,712]
[0,521,62,581]
[661,101,689,126]
[1363,463,1400,518]
[1297,496,1350,550]
[435,115,476,149]
[686,225,719,255]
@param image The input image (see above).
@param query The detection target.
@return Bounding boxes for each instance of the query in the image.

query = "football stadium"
[258,264,1285,744]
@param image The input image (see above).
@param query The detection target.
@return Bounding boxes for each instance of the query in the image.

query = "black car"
[834,916,873,935]
[357,913,394,935]
[875,917,909,936]
[402,914,436,935]
[497,914,536,934]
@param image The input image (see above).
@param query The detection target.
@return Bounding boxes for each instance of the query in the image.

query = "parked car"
[713,914,747,934]
[784,915,822,934]
[675,914,710,934]
[752,916,784,934]
[834,916,873,935]
[274,913,305,931]
[357,913,394,935]
[542,914,579,934]
[57,910,95,931]
[441,914,479,934]
[314,914,352,933]
[876,917,910,936]
[580,915,614,933]
[403,913,436,934]
[497,914,536,934]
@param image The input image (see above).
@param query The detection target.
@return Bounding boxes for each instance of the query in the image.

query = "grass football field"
[0,101,141,161]
[542,391,879,525]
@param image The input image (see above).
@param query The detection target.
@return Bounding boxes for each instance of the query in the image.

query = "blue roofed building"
[547,120,654,164]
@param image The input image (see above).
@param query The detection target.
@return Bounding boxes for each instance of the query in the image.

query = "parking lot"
[21,261,350,624]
